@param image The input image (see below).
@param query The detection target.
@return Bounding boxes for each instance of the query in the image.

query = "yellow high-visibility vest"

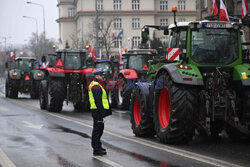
[88,81,110,110]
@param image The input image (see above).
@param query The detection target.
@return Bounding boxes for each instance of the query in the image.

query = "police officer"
[88,69,112,156]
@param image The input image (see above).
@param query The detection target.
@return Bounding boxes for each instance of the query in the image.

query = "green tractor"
[5,50,44,99]
[130,19,250,144]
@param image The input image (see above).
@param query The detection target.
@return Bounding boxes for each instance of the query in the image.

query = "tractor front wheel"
[8,79,19,99]
[153,72,198,144]
[130,88,155,137]
[116,76,132,110]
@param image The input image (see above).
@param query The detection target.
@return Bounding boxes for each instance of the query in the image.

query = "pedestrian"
[88,69,112,156]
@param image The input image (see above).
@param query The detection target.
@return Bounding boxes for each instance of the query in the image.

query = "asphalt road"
[0,78,249,167]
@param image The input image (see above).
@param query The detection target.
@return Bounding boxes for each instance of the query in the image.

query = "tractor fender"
[47,68,65,77]
[156,64,204,86]
[33,70,45,80]
[8,70,21,80]
[119,69,138,79]
[241,79,250,86]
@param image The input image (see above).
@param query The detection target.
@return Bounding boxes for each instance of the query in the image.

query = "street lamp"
[23,16,38,56]
[26,1,45,43]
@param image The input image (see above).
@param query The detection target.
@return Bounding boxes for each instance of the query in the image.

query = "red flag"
[88,44,92,52]
[92,48,96,61]
[10,52,15,60]
[148,41,151,50]
[219,0,230,22]
[213,0,219,19]
[242,0,248,19]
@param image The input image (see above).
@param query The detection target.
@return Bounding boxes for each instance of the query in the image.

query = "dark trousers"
[91,118,104,151]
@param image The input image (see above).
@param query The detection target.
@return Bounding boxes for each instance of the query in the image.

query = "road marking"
[0,106,9,112]
[22,121,44,129]
[0,147,16,167]
[93,156,123,167]
[0,85,242,167]
[114,110,127,114]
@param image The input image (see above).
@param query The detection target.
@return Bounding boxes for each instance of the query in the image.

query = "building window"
[132,0,140,10]
[132,36,140,47]
[114,18,122,29]
[201,0,208,9]
[114,0,121,10]
[161,36,168,46]
[68,8,75,17]
[132,18,140,29]
[177,18,186,22]
[178,0,185,11]
[114,37,122,47]
[160,1,168,11]
[97,0,103,10]
[160,19,168,26]
[99,19,104,30]
[98,37,104,47]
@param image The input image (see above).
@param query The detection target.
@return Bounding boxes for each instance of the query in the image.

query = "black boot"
[100,147,106,152]
[93,149,107,156]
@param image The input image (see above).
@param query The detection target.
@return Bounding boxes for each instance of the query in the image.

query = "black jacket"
[91,83,112,119]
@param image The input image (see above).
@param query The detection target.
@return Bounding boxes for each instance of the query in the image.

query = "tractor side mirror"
[164,29,169,35]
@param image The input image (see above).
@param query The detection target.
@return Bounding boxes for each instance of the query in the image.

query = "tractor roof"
[15,49,36,60]
[168,20,236,29]
[56,48,87,53]
[15,57,36,60]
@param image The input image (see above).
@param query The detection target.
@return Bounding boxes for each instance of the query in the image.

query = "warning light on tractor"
[172,6,177,12]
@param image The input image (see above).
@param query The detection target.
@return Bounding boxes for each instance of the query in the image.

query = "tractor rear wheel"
[39,80,48,110]
[116,76,132,110]
[5,78,9,98]
[47,79,65,112]
[8,79,19,99]
[130,88,155,137]
[226,88,250,141]
[153,72,198,144]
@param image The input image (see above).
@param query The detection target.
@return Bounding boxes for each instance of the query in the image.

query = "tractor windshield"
[63,52,86,70]
[18,59,34,72]
[95,62,113,75]
[128,55,146,71]
[191,28,238,65]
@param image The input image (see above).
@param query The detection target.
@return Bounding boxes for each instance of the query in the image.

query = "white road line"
[93,156,123,167]
[0,147,16,167]
[0,106,9,112]
[0,86,242,167]
[114,110,127,114]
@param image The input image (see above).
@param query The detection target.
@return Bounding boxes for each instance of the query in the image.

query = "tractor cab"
[122,49,157,78]
[55,48,88,70]
[93,59,119,78]
[168,21,241,66]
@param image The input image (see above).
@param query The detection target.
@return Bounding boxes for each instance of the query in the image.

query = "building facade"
[57,0,197,56]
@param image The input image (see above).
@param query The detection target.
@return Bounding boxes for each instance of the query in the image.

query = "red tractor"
[114,49,158,110]
[39,48,95,112]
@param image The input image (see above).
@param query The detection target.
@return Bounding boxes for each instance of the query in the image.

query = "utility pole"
[95,0,99,58]
[0,37,11,52]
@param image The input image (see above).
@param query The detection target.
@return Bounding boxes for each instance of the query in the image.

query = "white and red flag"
[213,0,219,19]
[242,0,248,19]
[148,41,151,50]
[219,0,230,22]
[10,52,15,60]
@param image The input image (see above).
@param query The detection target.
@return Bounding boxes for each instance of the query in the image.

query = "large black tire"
[47,79,65,112]
[39,80,48,110]
[5,78,9,98]
[130,88,155,137]
[31,80,40,99]
[153,72,198,144]
[8,79,19,99]
[226,88,250,141]
[73,101,84,111]
[108,88,116,108]
[116,76,132,110]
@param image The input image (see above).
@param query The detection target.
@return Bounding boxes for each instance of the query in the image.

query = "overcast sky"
[0,0,59,46]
